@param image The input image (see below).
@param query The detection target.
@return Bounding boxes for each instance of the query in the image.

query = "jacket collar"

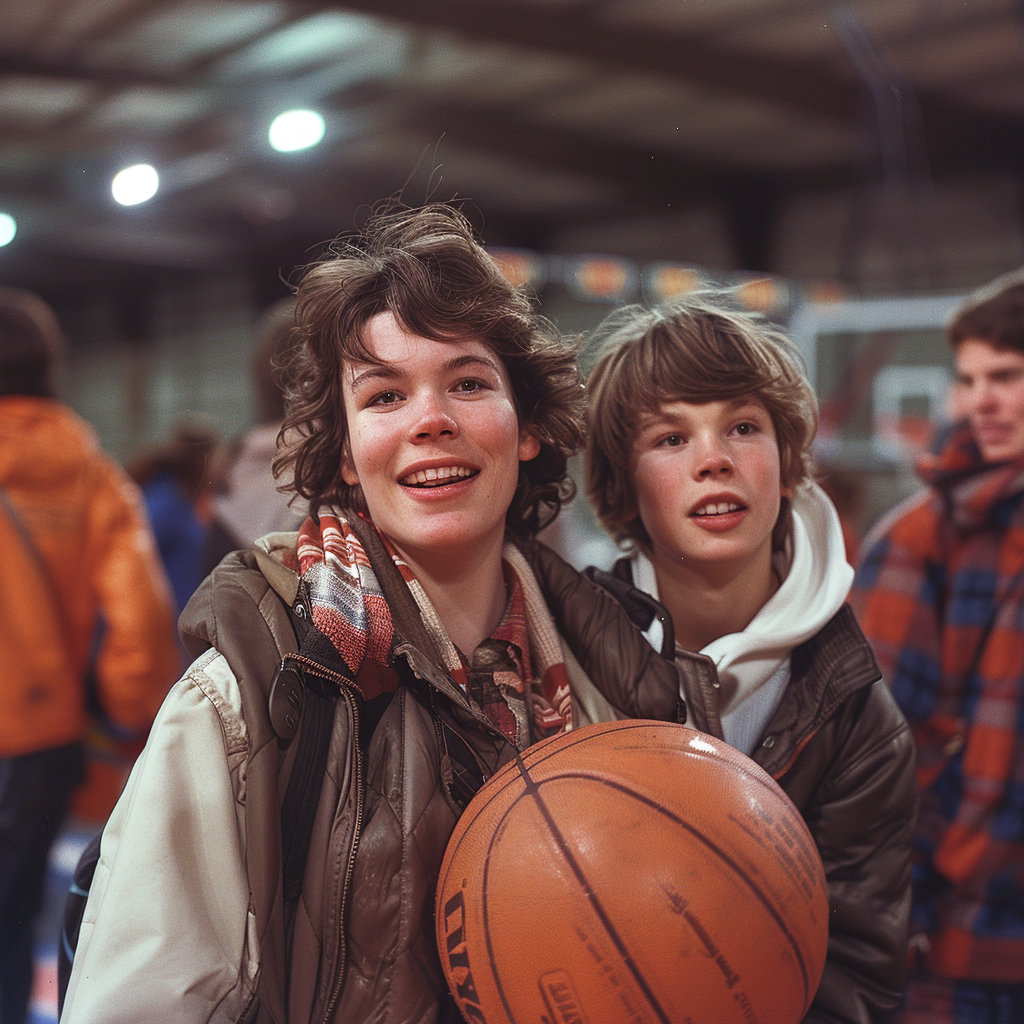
[595,562,880,775]
[919,422,1024,532]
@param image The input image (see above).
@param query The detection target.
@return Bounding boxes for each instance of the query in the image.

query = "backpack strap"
[270,580,350,916]
[275,657,340,911]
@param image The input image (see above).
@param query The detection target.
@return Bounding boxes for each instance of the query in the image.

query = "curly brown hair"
[275,203,585,538]
[584,295,818,548]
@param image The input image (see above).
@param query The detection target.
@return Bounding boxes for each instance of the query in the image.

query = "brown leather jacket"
[172,538,683,1024]
[557,551,917,1024]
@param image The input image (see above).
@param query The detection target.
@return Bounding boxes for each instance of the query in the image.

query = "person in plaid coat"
[852,272,1024,1023]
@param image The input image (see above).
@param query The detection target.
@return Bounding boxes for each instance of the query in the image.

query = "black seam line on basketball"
[536,768,814,1007]
[500,749,676,1024]
[525,723,791,810]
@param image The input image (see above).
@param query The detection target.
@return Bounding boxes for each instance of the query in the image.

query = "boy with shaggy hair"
[584,296,915,1023]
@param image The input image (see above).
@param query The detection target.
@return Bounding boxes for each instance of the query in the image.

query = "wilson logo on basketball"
[441,888,485,1023]
[539,970,591,1024]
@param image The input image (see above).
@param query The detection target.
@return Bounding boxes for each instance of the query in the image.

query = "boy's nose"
[962,381,996,419]
[694,436,734,477]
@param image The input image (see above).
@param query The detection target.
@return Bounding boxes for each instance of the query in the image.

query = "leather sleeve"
[518,540,686,723]
[785,681,916,1024]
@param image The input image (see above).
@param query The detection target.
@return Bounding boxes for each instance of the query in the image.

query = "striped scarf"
[295,511,572,749]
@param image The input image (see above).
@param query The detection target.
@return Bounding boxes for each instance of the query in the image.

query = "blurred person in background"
[129,422,220,621]
[0,287,178,1024]
[203,297,305,573]
[852,271,1024,1024]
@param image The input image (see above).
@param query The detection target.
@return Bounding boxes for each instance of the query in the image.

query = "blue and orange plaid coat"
[851,423,1024,984]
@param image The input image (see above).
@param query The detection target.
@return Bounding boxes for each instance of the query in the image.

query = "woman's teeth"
[401,466,475,487]
[693,502,740,516]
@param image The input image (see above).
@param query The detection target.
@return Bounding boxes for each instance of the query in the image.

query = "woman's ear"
[341,442,360,486]
[518,425,541,462]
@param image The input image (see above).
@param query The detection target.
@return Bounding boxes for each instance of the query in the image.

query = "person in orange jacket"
[0,286,179,1024]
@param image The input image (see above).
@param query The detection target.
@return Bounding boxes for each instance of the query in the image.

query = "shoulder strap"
[272,590,346,916]
[0,484,77,654]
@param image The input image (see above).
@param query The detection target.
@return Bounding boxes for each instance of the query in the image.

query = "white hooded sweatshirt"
[631,480,853,755]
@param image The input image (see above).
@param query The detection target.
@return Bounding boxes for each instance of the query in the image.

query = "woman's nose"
[412,392,458,441]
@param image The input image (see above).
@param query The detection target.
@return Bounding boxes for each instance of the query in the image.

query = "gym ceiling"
[1,0,1022,298]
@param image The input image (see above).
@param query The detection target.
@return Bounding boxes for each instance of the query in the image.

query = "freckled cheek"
[346,421,395,478]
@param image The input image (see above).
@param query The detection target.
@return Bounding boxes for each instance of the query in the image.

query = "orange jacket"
[0,396,179,757]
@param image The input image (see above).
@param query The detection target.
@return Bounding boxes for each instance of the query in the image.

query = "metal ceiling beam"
[313,0,863,121]
[0,51,177,87]
[320,0,1024,172]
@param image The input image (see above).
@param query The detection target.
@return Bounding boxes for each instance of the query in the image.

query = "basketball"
[436,719,828,1024]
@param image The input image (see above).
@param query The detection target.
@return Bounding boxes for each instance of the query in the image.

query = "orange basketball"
[436,719,828,1024]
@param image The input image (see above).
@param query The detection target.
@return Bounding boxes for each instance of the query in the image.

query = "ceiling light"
[268,110,325,152]
[112,164,159,206]
[0,213,15,247]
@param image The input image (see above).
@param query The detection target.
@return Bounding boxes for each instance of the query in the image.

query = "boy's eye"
[455,378,485,393]
[661,434,683,447]
[369,389,401,406]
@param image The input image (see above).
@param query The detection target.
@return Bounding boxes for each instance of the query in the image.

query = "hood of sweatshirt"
[632,480,853,751]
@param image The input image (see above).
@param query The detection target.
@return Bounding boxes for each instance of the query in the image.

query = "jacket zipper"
[320,686,364,1024]
[313,644,508,1022]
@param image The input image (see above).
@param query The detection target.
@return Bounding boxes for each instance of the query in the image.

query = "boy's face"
[954,338,1024,464]
[629,396,784,578]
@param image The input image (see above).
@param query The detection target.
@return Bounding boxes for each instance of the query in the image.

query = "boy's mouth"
[400,465,478,488]
[691,501,742,517]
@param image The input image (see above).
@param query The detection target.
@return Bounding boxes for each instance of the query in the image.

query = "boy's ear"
[772,494,792,551]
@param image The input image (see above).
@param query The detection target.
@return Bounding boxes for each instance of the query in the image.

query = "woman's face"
[340,311,540,568]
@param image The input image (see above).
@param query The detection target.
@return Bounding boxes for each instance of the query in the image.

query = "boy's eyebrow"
[725,396,768,414]
[637,396,764,424]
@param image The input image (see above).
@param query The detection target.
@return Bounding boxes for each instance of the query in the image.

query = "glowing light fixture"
[112,164,159,206]
[268,109,325,153]
[0,213,16,247]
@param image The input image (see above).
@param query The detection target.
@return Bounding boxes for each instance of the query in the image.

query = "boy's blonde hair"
[584,295,818,548]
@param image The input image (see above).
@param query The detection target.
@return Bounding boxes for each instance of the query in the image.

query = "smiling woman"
[337,316,541,642]
[59,201,684,1024]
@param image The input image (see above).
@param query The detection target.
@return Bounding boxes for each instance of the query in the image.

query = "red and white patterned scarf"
[294,511,572,749]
